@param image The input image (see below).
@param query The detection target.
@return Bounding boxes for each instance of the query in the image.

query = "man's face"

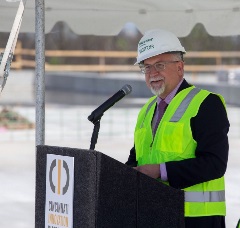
[143,53,184,99]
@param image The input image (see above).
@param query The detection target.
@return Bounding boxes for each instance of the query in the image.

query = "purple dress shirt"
[154,79,184,181]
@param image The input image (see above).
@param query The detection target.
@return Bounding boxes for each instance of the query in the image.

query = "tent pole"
[35,0,45,145]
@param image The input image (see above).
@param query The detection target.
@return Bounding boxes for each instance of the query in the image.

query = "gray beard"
[150,85,165,97]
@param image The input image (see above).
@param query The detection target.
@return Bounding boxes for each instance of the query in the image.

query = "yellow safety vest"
[134,86,226,217]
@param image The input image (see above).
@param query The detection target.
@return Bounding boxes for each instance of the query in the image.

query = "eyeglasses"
[139,61,180,74]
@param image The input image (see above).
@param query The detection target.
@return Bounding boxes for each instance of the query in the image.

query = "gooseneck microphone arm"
[88,84,132,150]
[89,120,101,150]
[88,84,132,124]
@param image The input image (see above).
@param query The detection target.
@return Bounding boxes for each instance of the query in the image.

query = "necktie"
[153,100,167,135]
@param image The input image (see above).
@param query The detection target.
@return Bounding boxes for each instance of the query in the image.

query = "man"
[126,29,229,227]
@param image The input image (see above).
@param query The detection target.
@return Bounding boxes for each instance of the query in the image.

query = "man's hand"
[133,164,160,179]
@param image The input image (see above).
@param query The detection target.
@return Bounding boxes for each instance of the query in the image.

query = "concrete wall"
[196,83,240,106]
[45,72,240,106]
[45,72,152,98]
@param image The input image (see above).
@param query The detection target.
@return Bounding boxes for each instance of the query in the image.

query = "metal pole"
[35,0,45,145]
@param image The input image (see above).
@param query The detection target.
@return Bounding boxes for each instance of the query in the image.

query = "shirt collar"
[157,78,184,105]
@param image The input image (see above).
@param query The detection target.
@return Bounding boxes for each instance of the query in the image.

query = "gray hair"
[169,51,184,61]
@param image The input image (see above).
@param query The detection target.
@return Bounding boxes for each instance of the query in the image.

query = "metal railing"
[0,105,239,142]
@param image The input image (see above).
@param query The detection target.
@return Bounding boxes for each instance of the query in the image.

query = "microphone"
[88,84,132,124]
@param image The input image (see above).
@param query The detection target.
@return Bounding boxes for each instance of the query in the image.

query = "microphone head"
[122,84,132,95]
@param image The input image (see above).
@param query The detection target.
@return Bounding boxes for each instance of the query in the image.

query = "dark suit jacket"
[126,79,230,189]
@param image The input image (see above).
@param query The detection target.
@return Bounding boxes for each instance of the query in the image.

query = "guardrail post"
[99,55,105,74]
[15,41,22,69]
[216,55,222,66]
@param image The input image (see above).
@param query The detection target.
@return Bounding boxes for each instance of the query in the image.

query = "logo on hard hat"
[139,38,153,47]
[139,45,155,54]
[138,37,155,54]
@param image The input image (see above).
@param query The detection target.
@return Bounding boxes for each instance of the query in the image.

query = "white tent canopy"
[1,0,240,36]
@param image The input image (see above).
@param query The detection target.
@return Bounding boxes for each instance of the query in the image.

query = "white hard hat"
[135,29,186,65]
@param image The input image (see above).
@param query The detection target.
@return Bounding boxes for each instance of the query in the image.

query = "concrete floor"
[0,136,239,227]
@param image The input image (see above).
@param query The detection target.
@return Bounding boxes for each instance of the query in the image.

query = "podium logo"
[49,159,70,195]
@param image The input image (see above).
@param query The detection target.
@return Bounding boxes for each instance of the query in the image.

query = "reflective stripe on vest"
[185,190,225,202]
[170,87,201,122]
[140,97,157,128]
[140,87,201,126]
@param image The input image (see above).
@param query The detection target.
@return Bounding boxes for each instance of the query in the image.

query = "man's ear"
[177,61,184,74]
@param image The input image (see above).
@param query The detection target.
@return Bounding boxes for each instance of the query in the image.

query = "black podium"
[35,145,184,228]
